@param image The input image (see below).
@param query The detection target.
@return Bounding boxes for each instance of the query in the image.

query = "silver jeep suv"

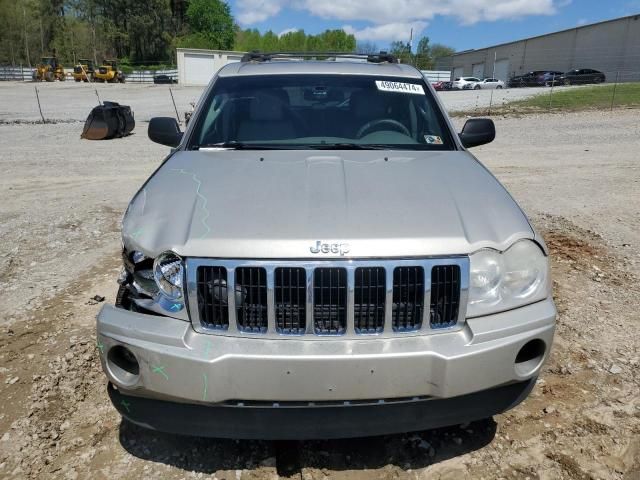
[97,52,556,439]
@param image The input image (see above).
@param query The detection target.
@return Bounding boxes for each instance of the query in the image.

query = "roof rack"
[240,51,399,64]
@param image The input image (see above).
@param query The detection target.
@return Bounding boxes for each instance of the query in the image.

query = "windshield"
[188,74,454,151]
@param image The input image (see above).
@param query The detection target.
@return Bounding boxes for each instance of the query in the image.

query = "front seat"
[236,91,296,142]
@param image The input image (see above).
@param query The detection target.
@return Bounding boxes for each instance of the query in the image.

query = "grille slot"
[196,266,229,330]
[354,267,386,333]
[392,267,425,331]
[430,265,461,328]
[235,267,268,333]
[275,267,306,334]
[313,268,347,335]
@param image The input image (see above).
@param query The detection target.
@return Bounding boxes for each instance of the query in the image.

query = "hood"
[123,150,534,259]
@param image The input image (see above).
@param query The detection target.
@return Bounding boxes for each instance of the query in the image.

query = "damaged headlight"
[467,240,549,318]
[153,251,184,299]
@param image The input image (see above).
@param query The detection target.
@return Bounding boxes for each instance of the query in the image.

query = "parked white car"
[452,77,480,90]
[464,78,505,90]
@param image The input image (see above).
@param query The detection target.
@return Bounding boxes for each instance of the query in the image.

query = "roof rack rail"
[240,51,399,64]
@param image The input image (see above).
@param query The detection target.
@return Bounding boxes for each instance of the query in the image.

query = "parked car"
[508,71,565,88]
[98,51,556,440]
[153,74,178,84]
[465,78,505,90]
[452,76,480,90]
[556,69,606,86]
[432,80,452,91]
[537,71,564,87]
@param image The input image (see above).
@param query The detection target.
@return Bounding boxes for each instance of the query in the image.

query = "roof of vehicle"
[218,60,423,79]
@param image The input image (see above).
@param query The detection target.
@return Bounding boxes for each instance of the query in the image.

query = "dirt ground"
[0,92,638,479]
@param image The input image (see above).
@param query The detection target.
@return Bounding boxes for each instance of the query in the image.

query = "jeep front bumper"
[97,298,555,439]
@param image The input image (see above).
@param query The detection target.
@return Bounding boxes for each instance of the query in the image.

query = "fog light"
[107,345,140,386]
[514,339,546,377]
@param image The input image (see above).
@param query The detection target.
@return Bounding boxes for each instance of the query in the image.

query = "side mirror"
[148,117,183,147]
[459,118,495,148]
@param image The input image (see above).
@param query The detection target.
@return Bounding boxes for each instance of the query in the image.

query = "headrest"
[250,92,286,121]
[350,89,388,119]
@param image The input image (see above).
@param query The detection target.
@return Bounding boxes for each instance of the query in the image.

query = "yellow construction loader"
[93,60,125,83]
[34,56,66,82]
[72,59,95,82]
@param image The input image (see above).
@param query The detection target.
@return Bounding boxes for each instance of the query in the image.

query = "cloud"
[236,0,562,41]
[237,0,560,25]
[278,28,299,36]
[343,22,428,42]
[236,0,287,24]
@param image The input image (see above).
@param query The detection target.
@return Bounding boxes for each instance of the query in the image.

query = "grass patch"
[452,82,640,117]
[511,83,640,111]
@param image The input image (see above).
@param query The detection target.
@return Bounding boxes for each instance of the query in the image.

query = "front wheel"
[474,85,480,90]
[496,85,503,89]
[594,76,603,84]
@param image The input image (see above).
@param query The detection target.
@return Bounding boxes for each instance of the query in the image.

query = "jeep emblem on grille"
[310,241,350,256]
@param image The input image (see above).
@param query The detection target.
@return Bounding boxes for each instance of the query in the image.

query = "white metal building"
[440,14,640,83]
[177,48,246,86]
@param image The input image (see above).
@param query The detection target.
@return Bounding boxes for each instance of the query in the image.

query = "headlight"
[153,251,184,299]
[467,240,549,317]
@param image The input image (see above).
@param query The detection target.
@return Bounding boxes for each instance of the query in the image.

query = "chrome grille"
[235,267,268,333]
[275,267,306,334]
[429,265,461,329]
[392,266,424,331]
[313,268,347,334]
[354,267,386,334]
[196,266,229,330]
[188,258,468,339]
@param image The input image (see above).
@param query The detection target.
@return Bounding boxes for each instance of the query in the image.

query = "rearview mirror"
[459,118,495,148]
[148,117,183,147]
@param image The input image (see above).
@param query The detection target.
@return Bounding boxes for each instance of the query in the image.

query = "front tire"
[474,85,480,90]
[496,85,503,89]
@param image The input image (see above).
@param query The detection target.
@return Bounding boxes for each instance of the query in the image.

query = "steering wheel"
[357,119,410,139]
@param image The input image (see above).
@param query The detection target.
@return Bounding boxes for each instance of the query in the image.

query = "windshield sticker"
[424,135,443,145]
[375,80,425,95]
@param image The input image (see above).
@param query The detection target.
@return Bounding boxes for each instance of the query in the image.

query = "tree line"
[0,0,453,69]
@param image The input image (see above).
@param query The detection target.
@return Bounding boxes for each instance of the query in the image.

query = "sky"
[227,0,640,51]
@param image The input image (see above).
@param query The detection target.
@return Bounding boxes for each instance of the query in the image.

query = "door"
[493,59,509,83]
[184,53,216,86]
[452,67,464,81]
[472,63,485,79]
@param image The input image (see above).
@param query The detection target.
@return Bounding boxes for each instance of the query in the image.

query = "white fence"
[0,66,33,81]
[420,70,452,83]
[124,69,178,83]
[0,65,178,83]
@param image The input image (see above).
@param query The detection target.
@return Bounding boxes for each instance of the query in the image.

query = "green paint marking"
[152,365,169,380]
[121,399,131,413]
[96,341,104,353]
[130,228,144,239]
[202,373,208,401]
[171,169,211,239]
[204,340,213,358]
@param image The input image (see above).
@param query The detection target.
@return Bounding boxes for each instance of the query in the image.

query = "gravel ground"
[0,80,549,123]
[0,86,638,479]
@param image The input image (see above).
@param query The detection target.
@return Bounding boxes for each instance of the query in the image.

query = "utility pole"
[408,28,414,66]
[40,19,44,56]
[492,51,497,79]
[23,6,31,67]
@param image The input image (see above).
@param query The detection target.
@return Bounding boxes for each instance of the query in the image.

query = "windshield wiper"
[305,143,389,150]
[192,141,289,150]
